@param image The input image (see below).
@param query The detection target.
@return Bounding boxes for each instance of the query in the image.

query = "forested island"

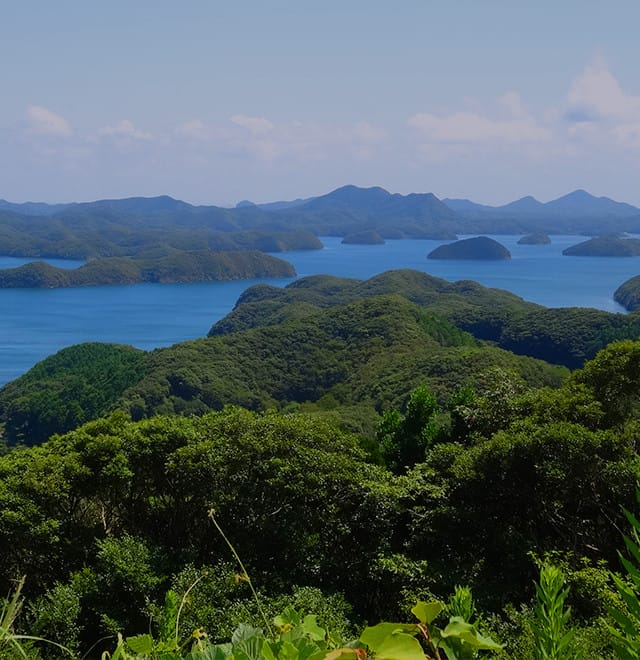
[3,184,640,265]
[427,236,511,260]
[341,230,385,244]
[563,236,640,256]
[614,273,640,311]
[0,250,295,288]
[517,232,551,244]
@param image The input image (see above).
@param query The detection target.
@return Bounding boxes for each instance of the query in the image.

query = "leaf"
[126,633,155,654]
[360,623,419,651]
[374,632,427,660]
[324,650,361,660]
[301,615,326,642]
[232,623,264,644]
[440,617,502,650]
[234,635,265,660]
[411,601,444,625]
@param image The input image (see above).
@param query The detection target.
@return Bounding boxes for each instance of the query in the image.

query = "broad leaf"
[360,623,419,651]
[411,601,444,625]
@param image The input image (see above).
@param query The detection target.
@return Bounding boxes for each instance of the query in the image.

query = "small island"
[427,236,511,260]
[563,237,640,256]
[341,230,385,245]
[518,233,551,245]
[614,275,640,311]
[0,250,296,289]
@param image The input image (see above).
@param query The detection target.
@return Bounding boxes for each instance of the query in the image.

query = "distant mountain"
[544,189,640,218]
[444,190,640,220]
[289,185,458,239]
[2,185,640,261]
[443,189,640,234]
[0,199,73,216]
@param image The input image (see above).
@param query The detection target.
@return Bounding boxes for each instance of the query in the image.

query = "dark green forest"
[0,250,295,289]
[3,270,640,657]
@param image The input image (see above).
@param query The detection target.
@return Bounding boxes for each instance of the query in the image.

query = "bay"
[1,234,640,386]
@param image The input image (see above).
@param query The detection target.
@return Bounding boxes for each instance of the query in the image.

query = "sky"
[2,1,640,207]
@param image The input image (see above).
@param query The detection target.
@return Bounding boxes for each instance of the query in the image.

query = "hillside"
[2,186,640,263]
[614,274,640,311]
[563,236,640,256]
[0,250,296,288]
[444,189,640,233]
[212,269,640,369]
[0,278,569,445]
[427,236,511,260]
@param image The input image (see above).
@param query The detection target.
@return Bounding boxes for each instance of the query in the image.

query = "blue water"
[2,235,640,386]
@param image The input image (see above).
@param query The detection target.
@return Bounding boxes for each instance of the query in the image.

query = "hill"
[443,189,640,234]
[2,186,640,262]
[614,274,640,311]
[427,236,511,260]
[0,250,296,288]
[562,236,640,256]
[0,276,571,445]
[517,233,551,245]
[210,269,640,369]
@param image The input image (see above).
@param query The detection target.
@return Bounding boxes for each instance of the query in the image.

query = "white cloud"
[563,58,640,150]
[407,109,548,144]
[175,119,209,140]
[566,57,640,122]
[98,119,152,140]
[230,114,274,135]
[26,105,72,137]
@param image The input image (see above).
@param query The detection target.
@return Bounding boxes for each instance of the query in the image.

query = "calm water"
[2,235,640,385]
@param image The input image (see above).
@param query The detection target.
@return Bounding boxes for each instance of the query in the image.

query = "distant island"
[563,237,640,257]
[0,250,296,288]
[427,236,511,260]
[518,233,551,245]
[614,275,640,311]
[3,186,640,263]
[341,230,385,245]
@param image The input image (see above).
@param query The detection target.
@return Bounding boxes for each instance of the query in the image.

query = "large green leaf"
[374,632,427,660]
[440,617,502,651]
[360,623,419,651]
[411,601,444,625]
[126,633,155,654]
[301,615,326,642]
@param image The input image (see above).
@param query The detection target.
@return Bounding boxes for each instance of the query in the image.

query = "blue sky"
[2,1,640,206]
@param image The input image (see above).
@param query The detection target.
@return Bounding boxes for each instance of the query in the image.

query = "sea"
[1,234,639,386]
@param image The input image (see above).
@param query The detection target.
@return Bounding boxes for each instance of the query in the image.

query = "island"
[518,233,551,245]
[563,237,640,256]
[341,230,385,245]
[0,250,296,288]
[614,275,640,311]
[427,236,511,260]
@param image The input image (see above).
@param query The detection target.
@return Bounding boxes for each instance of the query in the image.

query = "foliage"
[532,565,576,659]
[377,385,441,473]
[608,491,640,657]
[0,343,147,445]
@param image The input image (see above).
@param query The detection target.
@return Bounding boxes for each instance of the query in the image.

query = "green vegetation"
[210,270,640,369]
[341,230,385,244]
[517,233,551,245]
[563,236,640,257]
[615,274,640,311]
[0,250,295,288]
[6,266,640,656]
[427,237,511,260]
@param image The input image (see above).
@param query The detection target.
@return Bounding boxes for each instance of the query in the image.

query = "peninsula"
[0,250,296,288]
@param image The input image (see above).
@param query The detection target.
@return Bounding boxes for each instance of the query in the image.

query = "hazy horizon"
[3,1,640,206]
